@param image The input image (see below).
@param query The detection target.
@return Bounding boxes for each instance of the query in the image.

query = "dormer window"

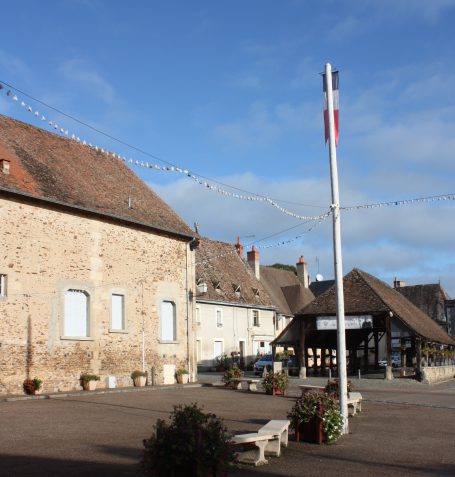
[0,159,10,175]
[233,284,241,297]
[213,281,221,293]
[253,288,260,298]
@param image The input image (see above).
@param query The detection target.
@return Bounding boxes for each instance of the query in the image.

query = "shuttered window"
[161,301,176,341]
[64,289,89,337]
[111,294,125,330]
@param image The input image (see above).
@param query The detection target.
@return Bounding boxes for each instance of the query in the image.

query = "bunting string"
[0,83,330,222]
[341,193,455,211]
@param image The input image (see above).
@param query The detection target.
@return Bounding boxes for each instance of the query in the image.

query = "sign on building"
[316,315,373,330]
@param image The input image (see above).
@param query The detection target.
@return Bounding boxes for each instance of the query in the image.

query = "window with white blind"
[64,289,89,337]
[216,308,223,327]
[0,274,6,297]
[111,294,125,330]
[195,306,201,325]
[161,300,176,341]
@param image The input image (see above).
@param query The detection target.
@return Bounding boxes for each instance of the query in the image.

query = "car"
[378,356,401,368]
[253,354,273,375]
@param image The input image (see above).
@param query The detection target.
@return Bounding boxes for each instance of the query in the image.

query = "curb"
[1,383,203,403]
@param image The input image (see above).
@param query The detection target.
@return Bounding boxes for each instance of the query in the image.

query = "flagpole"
[325,62,349,434]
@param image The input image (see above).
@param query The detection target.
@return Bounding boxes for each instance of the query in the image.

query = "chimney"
[247,245,260,280]
[393,277,406,289]
[0,159,10,175]
[296,255,310,288]
[235,236,243,257]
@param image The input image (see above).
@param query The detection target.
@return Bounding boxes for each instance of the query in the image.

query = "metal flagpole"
[324,62,349,434]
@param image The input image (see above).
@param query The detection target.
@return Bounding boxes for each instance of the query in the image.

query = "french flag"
[323,71,339,145]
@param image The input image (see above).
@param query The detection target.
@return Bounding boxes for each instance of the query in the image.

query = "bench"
[348,392,363,413]
[230,378,260,392]
[257,420,290,457]
[298,384,325,397]
[231,432,275,466]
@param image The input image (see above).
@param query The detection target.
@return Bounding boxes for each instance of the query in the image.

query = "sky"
[1,0,455,295]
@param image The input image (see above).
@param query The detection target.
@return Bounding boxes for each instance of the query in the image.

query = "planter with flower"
[23,378,43,395]
[262,371,288,395]
[80,373,100,391]
[325,379,353,397]
[176,368,189,384]
[131,370,147,387]
[221,365,243,388]
[287,390,343,444]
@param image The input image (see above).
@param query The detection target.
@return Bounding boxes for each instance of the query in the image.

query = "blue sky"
[1,0,455,294]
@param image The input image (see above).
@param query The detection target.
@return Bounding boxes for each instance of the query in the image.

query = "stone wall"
[420,365,455,384]
[0,197,195,395]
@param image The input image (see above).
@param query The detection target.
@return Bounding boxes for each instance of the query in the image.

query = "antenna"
[194,222,200,234]
[316,256,320,274]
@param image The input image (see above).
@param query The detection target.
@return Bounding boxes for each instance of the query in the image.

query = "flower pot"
[272,387,286,396]
[295,417,325,444]
[82,380,97,391]
[177,374,189,384]
[133,376,146,387]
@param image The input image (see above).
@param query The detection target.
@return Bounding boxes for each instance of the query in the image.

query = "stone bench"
[348,392,363,413]
[257,419,290,457]
[230,378,260,392]
[231,432,275,466]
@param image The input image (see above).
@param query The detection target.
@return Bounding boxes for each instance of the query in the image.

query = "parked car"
[379,356,401,368]
[253,354,273,375]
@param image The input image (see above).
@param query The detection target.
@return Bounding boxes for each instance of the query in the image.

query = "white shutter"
[64,290,88,337]
[214,340,223,359]
[111,294,124,330]
[161,301,175,341]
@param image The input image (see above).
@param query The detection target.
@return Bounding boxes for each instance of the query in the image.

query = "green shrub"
[131,370,146,379]
[80,374,100,382]
[142,403,235,476]
[221,365,243,385]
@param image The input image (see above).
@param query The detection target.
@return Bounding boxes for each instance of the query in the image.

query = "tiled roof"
[0,114,194,238]
[299,268,454,345]
[309,279,335,297]
[195,238,274,308]
[260,266,314,315]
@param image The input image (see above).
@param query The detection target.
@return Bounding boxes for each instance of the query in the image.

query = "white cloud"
[58,59,115,104]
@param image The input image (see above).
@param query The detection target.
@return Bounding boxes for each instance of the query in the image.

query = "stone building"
[195,238,276,370]
[0,114,198,395]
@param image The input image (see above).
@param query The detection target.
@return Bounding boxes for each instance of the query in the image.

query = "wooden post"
[374,331,379,368]
[363,336,369,372]
[299,322,307,379]
[385,314,393,380]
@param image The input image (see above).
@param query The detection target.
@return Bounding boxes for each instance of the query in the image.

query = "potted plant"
[325,378,353,396]
[221,364,243,387]
[142,403,235,476]
[262,371,288,395]
[176,368,189,384]
[287,390,343,444]
[23,378,43,395]
[80,373,100,391]
[131,370,147,387]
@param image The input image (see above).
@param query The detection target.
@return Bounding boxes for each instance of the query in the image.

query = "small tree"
[142,403,235,476]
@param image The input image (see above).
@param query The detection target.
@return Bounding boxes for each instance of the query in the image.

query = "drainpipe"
[186,237,200,382]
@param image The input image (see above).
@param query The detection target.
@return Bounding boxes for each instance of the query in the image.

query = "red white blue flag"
[323,71,339,145]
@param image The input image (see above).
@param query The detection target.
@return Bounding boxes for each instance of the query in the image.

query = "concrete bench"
[348,392,363,413]
[230,378,260,392]
[257,419,290,457]
[231,432,275,466]
[298,384,325,397]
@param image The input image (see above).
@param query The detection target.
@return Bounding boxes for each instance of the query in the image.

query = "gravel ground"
[0,377,454,477]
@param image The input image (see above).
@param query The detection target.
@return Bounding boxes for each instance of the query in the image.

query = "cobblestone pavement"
[0,377,454,477]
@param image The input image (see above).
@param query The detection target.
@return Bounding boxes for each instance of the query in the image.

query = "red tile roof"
[0,114,194,238]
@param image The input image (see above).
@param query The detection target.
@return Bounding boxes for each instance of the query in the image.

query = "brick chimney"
[296,255,310,288]
[393,277,406,289]
[247,245,260,280]
[235,236,243,257]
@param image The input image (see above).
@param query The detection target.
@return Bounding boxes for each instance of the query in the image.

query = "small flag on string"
[323,70,339,145]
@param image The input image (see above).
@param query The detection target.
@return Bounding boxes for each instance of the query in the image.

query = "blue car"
[253,354,273,375]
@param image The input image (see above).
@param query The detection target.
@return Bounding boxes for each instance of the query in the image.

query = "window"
[253,310,260,327]
[195,306,201,325]
[161,300,176,341]
[0,274,6,297]
[64,289,89,337]
[216,309,223,327]
[111,294,125,330]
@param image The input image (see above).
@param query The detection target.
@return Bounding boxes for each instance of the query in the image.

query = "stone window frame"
[109,289,128,334]
[215,308,223,328]
[60,284,94,341]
